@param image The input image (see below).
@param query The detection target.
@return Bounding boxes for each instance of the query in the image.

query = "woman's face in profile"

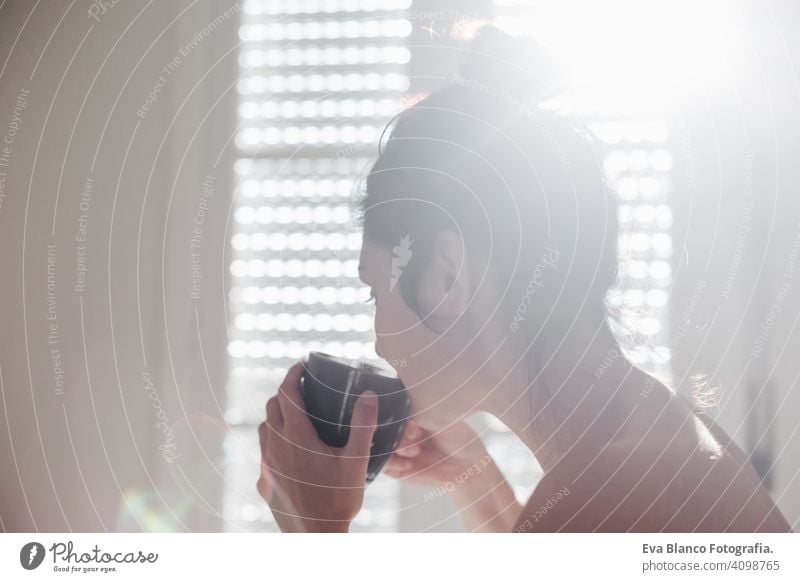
[358,234,489,429]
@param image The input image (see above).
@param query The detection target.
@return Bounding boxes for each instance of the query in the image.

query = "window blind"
[225,0,412,533]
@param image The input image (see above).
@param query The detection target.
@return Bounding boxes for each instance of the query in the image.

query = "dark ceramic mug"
[300,351,411,483]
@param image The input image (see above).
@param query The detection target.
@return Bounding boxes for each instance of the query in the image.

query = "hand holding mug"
[257,361,379,532]
[384,418,489,487]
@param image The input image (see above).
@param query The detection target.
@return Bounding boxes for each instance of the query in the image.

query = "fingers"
[399,420,425,444]
[343,390,379,458]
[404,419,423,439]
[393,419,425,455]
[385,422,424,475]
[256,458,273,501]
[258,421,276,461]
[383,455,415,480]
[266,396,283,430]
[277,360,315,439]
[258,421,269,447]
[260,396,283,453]
[394,442,421,458]
[385,455,413,472]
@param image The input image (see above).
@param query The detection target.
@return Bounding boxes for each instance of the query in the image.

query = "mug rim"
[307,350,399,381]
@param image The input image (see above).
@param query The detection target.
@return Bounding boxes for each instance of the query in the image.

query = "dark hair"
[356,27,622,425]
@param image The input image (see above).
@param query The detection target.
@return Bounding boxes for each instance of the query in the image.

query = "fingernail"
[398,444,420,457]
[362,391,378,407]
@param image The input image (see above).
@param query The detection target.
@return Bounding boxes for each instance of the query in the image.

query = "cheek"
[374,296,447,407]
[373,291,423,365]
[373,302,406,363]
[372,298,464,427]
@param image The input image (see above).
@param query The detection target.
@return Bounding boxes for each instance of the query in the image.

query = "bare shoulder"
[513,425,792,532]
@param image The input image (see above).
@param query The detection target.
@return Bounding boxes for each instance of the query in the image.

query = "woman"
[256,27,792,533]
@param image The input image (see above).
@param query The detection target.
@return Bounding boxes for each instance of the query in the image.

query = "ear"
[415,230,471,327]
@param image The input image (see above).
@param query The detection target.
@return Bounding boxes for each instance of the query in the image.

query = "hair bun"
[457,26,568,104]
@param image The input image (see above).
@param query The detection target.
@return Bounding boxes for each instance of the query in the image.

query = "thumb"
[344,390,379,458]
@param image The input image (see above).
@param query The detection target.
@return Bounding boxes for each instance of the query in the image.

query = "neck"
[486,316,647,473]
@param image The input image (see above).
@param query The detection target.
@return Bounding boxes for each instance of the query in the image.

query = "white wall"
[0,0,237,532]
